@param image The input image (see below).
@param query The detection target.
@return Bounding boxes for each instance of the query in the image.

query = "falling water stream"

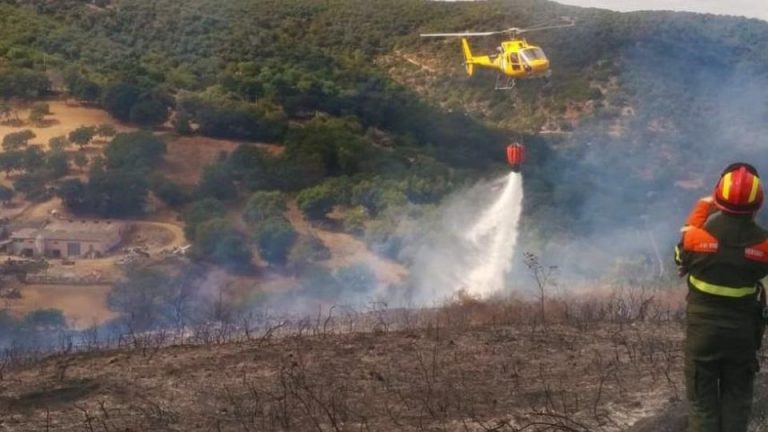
[461,172,524,297]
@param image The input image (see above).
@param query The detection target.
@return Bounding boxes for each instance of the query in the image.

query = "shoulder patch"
[682,227,719,253]
[745,240,768,263]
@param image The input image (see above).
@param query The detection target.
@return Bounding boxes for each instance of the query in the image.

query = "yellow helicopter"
[420,19,575,90]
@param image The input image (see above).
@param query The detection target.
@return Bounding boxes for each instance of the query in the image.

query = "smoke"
[378,173,524,305]
[515,30,768,284]
[390,17,768,301]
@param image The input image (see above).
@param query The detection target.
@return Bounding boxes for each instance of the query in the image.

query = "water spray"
[462,172,524,297]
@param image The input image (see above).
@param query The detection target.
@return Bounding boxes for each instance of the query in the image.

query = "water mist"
[462,172,524,297]
[406,172,524,304]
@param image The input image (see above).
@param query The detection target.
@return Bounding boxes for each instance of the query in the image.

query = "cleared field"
[163,136,283,186]
[3,283,116,329]
[0,100,132,150]
[162,136,241,186]
[286,201,408,285]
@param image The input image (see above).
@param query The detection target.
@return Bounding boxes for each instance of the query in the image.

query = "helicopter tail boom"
[460,38,494,76]
[461,38,474,76]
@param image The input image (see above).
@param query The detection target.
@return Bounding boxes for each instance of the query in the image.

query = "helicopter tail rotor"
[461,38,475,76]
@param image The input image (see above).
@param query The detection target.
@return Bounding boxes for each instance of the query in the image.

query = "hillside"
[0,0,766,313]
[0,0,765,345]
[3,1,768,431]
[0,302,690,432]
[1,0,767,281]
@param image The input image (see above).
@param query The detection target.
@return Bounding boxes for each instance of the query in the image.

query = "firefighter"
[675,162,768,432]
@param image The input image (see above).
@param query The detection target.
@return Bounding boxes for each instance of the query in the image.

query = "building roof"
[11,220,125,243]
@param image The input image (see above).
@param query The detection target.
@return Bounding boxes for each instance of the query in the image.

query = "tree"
[108,267,173,331]
[28,102,50,125]
[298,265,341,299]
[20,146,44,173]
[0,100,12,122]
[0,151,23,177]
[523,252,557,324]
[96,123,117,139]
[48,136,68,151]
[194,218,252,271]
[13,172,49,202]
[343,205,368,234]
[149,174,189,207]
[129,98,169,127]
[22,309,66,329]
[296,183,336,220]
[182,198,227,239]
[102,83,141,122]
[68,126,96,149]
[73,152,89,171]
[0,185,15,206]
[212,235,253,272]
[285,116,368,176]
[45,150,69,179]
[64,69,101,102]
[86,167,149,217]
[0,69,49,99]
[173,111,193,134]
[57,179,87,211]
[196,162,236,201]
[105,131,166,170]
[287,235,330,272]
[195,102,286,141]
[253,216,297,266]
[243,191,286,225]
[335,263,377,294]
[2,130,35,150]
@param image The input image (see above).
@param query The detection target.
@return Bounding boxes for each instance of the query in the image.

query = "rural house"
[10,220,127,258]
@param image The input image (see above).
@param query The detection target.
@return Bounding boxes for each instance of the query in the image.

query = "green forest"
[1,0,768,281]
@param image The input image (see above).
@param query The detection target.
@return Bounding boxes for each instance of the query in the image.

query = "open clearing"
[0,195,188,328]
[0,100,133,150]
[163,136,283,186]
[286,201,408,285]
[3,283,115,329]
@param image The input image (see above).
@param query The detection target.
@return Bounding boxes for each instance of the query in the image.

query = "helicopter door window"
[508,53,521,71]
[520,48,546,64]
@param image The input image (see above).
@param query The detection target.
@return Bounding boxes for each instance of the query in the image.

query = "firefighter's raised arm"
[675,196,717,276]
[683,196,716,228]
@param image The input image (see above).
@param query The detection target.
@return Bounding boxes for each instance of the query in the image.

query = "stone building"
[10,220,127,258]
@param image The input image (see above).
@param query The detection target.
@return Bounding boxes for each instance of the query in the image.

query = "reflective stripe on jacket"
[675,198,768,310]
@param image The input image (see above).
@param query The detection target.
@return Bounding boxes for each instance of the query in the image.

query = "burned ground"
[0,307,691,432]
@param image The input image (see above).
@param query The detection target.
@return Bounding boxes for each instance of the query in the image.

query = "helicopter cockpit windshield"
[520,47,546,65]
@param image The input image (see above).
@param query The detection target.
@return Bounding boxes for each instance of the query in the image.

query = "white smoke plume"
[401,172,524,305]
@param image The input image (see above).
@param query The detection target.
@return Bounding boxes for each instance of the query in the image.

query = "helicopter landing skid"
[494,75,516,91]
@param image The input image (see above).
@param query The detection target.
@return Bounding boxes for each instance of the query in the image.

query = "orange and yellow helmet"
[714,163,763,214]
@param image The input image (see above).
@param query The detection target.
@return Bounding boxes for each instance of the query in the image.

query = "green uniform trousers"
[685,305,760,432]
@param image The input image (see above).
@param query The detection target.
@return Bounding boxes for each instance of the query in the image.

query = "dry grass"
[0,294,695,432]
[0,100,132,150]
[3,284,116,329]
[162,136,283,186]
[286,201,408,286]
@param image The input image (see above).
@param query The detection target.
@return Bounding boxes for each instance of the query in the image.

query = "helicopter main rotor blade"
[516,21,576,34]
[420,18,574,38]
[420,31,504,37]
